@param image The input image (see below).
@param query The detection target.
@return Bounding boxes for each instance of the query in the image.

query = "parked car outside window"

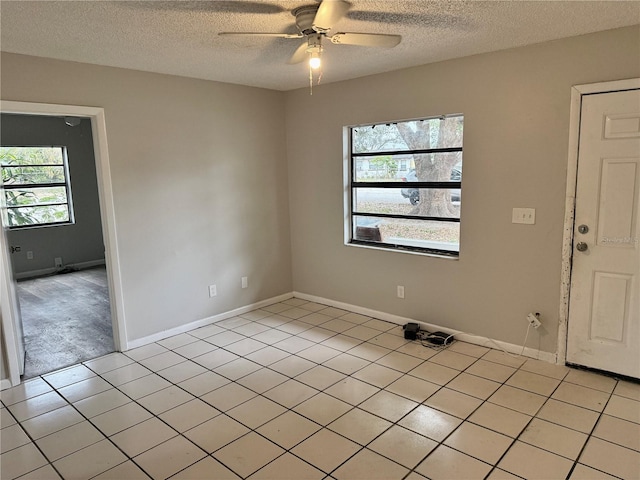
[400,165,461,205]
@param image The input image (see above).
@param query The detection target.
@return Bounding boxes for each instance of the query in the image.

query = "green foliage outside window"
[0,147,73,228]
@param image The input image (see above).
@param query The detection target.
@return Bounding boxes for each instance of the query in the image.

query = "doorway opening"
[0,100,126,388]
[1,114,114,378]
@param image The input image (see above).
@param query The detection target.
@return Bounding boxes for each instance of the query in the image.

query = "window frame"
[346,115,463,257]
[1,145,75,229]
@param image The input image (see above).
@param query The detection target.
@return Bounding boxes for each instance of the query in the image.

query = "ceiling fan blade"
[313,0,351,32]
[219,32,303,39]
[330,32,401,48]
[346,10,465,27]
[124,1,286,14]
[288,42,309,65]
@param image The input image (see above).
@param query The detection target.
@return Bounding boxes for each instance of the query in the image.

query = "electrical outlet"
[526,312,541,329]
[241,276,248,289]
[27,251,33,260]
[54,257,63,268]
[397,285,405,299]
[209,284,217,298]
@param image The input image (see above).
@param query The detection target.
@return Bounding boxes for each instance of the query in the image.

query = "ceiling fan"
[219,0,402,71]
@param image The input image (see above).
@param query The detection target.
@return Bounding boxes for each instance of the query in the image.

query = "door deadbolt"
[576,242,588,252]
[577,224,589,234]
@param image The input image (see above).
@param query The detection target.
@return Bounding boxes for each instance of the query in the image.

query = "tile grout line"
[86,304,384,479]
[481,364,571,479]
[39,367,162,480]
[157,308,418,478]
[3,299,638,480]
[564,386,621,480]
[400,351,522,479]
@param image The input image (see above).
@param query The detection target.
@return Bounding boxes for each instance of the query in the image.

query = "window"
[347,114,463,256]
[1,146,74,228]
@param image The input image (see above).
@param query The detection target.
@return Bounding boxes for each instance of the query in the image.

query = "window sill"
[346,240,459,260]
[8,221,75,231]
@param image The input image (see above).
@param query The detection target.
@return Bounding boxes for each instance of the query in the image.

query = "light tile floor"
[1,298,639,479]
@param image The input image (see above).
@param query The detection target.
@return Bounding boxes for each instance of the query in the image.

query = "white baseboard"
[0,378,14,391]
[293,291,557,364]
[15,259,106,280]
[125,292,294,350]
[124,288,556,364]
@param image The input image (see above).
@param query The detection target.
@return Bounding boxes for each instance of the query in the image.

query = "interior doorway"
[0,100,126,389]
[1,114,114,378]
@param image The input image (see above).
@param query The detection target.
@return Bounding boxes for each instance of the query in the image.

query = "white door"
[0,221,25,380]
[567,88,640,378]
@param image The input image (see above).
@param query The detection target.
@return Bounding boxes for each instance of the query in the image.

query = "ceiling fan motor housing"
[293,5,320,36]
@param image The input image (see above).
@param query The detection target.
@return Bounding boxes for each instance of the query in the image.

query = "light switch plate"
[512,208,536,224]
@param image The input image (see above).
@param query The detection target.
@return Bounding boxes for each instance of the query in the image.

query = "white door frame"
[0,100,127,387]
[557,78,640,366]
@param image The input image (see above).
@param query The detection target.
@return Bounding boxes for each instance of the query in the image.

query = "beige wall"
[284,26,640,353]
[1,54,292,343]
[0,25,638,371]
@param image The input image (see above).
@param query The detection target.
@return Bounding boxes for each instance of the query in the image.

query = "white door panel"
[567,89,640,378]
[0,223,25,380]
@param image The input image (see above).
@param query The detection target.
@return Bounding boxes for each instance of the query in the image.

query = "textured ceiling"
[1,1,638,91]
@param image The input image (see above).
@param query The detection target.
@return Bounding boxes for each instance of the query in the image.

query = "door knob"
[577,224,589,234]
[576,242,588,252]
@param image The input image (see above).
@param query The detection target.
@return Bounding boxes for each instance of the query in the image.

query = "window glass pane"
[353,215,459,252]
[7,205,70,227]
[352,124,405,154]
[348,114,463,255]
[2,166,66,185]
[4,186,68,207]
[1,146,73,229]
[354,155,399,181]
[354,152,462,183]
[352,115,463,154]
[354,187,460,219]
[0,147,64,165]
[410,153,462,183]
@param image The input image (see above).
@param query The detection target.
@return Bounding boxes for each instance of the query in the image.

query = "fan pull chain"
[308,67,323,95]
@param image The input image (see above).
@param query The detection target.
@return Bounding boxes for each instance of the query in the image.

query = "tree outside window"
[1,146,74,228]
[348,115,463,256]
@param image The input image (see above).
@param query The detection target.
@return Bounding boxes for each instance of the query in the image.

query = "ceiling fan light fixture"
[309,49,322,69]
[306,34,323,70]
